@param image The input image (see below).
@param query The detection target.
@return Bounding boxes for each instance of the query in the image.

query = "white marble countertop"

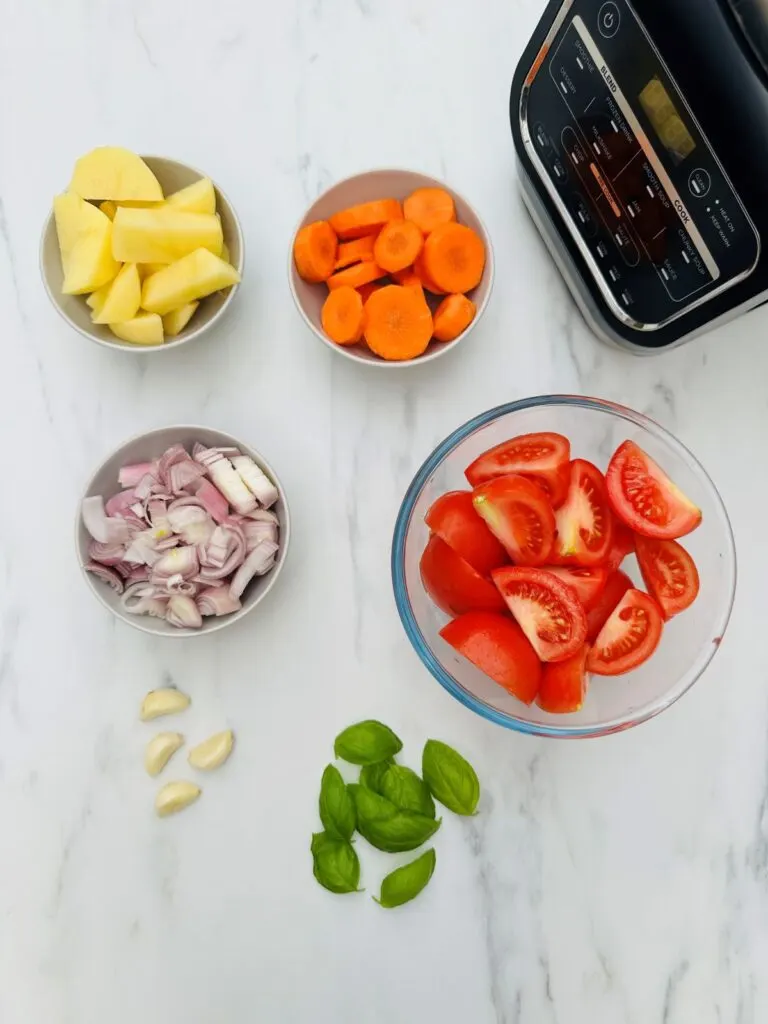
[2,1,768,1021]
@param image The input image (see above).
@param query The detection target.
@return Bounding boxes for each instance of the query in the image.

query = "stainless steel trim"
[518,0,761,332]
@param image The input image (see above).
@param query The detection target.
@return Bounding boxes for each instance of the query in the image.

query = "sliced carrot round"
[363,284,433,361]
[433,294,476,342]
[321,286,364,346]
[357,281,383,303]
[392,269,426,302]
[413,250,446,294]
[334,236,375,271]
[293,220,338,283]
[327,261,385,291]
[373,219,424,273]
[329,199,403,240]
[403,187,456,235]
[422,222,486,294]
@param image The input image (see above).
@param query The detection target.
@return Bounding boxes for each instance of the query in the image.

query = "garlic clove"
[144,732,184,777]
[188,729,235,771]
[155,781,201,817]
[140,688,191,721]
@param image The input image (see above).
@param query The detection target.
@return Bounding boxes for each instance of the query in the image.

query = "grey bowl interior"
[41,156,244,353]
[288,168,495,367]
[77,426,290,637]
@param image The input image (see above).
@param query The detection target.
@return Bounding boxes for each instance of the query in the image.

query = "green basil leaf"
[422,739,480,816]
[359,759,394,792]
[348,784,441,852]
[311,832,361,894]
[375,848,436,909]
[319,765,356,840]
[334,720,403,766]
[380,765,435,819]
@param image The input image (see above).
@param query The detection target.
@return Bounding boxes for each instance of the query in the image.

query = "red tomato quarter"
[440,611,542,705]
[526,462,571,509]
[605,515,636,571]
[544,566,608,608]
[420,535,506,616]
[586,569,634,643]
[465,432,570,491]
[492,566,587,663]
[554,460,613,566]
[635,535,700,619]
[425,491,508,577]
[472,475,556,566]
[586,588,663,676]
[606,441,702,540]
[537,644,589,714]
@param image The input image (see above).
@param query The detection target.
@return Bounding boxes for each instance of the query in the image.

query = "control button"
[598,2,620,38]
[688,168,711,199]
[533,122,549,150]
[596,241,609,259]
[551,158,568,185]
[620,289,634,307]
[613,224,640,267]
[607,265,621,283]
[572,196,597,238]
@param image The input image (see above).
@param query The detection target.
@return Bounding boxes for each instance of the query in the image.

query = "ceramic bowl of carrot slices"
[289,169,494,366]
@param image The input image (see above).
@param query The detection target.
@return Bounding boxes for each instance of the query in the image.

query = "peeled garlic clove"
[188,729,235,771]
[144,732,184,777]
[140,688,191,721]
[155,781,201,817]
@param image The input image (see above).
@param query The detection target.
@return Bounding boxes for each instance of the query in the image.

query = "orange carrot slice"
[413,250,446,294]
[321,286,364,345]
[357,282,384,303]
[363,284,433,361]
[329,199,403,240]
[422,222,485,294]
[403,188,456,235]
[373,220,424,273]
[293,220,338,282]
[433,293,476,342]
[328,261,385,291]
[392,269,426,302]
[334,236,375,271]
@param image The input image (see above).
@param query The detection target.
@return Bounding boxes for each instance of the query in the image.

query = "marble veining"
[2,0,768,1021]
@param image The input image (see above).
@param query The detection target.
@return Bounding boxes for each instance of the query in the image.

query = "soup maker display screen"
[639,78,696,166]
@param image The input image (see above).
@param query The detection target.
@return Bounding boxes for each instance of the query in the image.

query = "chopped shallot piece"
[166,595,203,629]
[134,474,156,501]
[168,459,206,495]
[153,545,199,580]
[197,587,242,617]
[89,539,126,566]
[82,496,134,545]
[242,519,278,551]
[246,509,279,524]
[229,541,279,599]
[118,462,155,489]
[85,562,125,594]
[167,505,215,545]
[232,456,279,508]
[105,488,138,519]
[196,480,230,524]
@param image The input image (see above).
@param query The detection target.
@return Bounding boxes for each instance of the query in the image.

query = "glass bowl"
[391,396,736,738]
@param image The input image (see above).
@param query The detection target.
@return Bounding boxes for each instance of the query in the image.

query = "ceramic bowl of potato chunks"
[41,148,244,352]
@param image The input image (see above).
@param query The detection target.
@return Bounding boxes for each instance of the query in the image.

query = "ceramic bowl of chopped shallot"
[77,426,290,636]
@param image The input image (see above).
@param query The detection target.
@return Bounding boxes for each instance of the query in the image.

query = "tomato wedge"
[586,569,634,643]
[465,432,570,491]
[472,475,556,567]
[537,645,589,713]
[526,463,570,509]
[491,566,587,663]
[605,515,635,571]
[586,589,663,676]
[440,611,542,705]
[425,491,508,577]
[544,566,608,608]
[635,535,700,619]
[420,535,506,616]
[553,459,613,566]
[606,440,702,540]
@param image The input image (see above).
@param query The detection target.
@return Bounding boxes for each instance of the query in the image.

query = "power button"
[598,2,621,37]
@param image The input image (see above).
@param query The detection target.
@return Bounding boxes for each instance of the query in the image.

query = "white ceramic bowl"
[41,156,244,353]
[76,425,290,637]
[288,168,494,368]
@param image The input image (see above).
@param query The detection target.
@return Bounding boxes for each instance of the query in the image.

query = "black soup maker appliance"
[511,0,768,352]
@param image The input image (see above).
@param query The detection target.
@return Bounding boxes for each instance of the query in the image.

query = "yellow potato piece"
[163,301,200,337]
[87,280,112,314]
[142,249,240,315]
[117,200,165,209]
[93,263,141,324]
[110,312,164,346]
[54,192,107,262]
[221,242,230,264]
[63,229,120,295]
[166,177,216,215]
[99,200,117,220]
[69,147,164,202]
[112,207,223,264]
[138,262,169,280]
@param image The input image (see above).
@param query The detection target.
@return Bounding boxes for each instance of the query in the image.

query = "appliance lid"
[725,0,768,77]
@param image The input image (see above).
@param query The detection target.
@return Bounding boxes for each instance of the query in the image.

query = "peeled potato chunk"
[163,301,200,337]
[112,207,223,263]
[86,280,112,314]
[166,177,216,215]
[69,147,164,202]
[92,263,141,324]
[142,248,240,315]
[109,312,164,345]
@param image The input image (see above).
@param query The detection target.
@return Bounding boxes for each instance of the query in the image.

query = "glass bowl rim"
[390,394,737,739]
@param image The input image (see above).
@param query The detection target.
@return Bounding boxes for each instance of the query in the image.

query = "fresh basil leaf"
[319,765,356,840]
[311,832,361,894]
[359,759,394,792]
[348,784,441,852]
[422,739,480,816]
[375,848,436,909]
[334,720,403,766]
[380,765,435,819]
